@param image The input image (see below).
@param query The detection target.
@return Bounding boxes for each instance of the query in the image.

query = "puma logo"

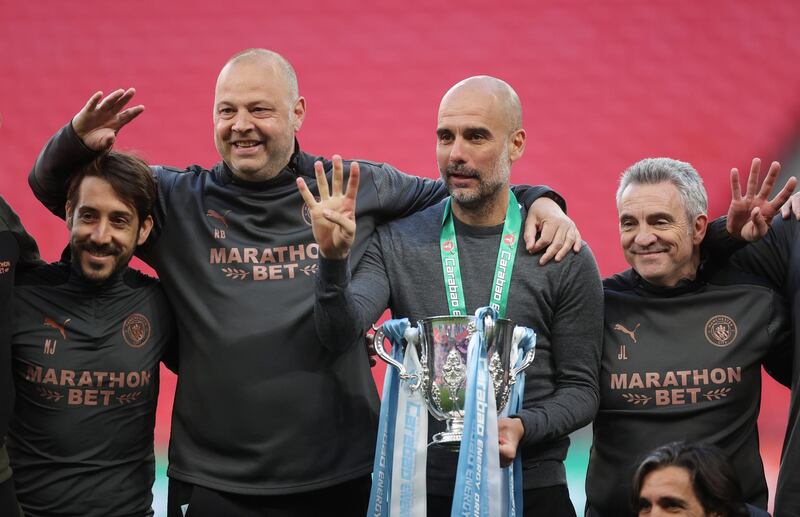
[44,317,71,340]
[206,209,232,229]
[614,323,640,343]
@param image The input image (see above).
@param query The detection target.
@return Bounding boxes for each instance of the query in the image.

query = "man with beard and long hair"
[8,152,176,517]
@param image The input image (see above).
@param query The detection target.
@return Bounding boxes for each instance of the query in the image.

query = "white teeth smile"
[234,141,260,148]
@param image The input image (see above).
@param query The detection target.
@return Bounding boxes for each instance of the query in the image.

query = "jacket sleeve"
[368,162,566,221]
[314,231,392,353]
[701,216,752,265]
[511,184,567,212]
[729,215,795,292]
[513,245,603,446]
[762,283,793,388]
[0,197,42,268]
[28,123,101,219]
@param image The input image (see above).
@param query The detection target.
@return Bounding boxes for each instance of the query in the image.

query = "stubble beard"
[444,150,510,218]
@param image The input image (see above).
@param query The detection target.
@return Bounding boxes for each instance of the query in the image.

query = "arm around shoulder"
[29,123,101,218]
[368,162,447,220]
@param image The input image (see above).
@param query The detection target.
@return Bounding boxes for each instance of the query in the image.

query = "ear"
[692,213,708,245]
[65,201,74,230]
[137,215,154,246]
[508,128,526,163]
[292,96,306,132]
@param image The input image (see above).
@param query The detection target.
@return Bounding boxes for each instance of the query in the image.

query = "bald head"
[436,76,526,224]
[218,48,299,104]
[212,48,306,182]
[439,76,522,133]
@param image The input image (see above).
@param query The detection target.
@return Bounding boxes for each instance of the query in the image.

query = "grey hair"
[616,158,708,221]
[223,48,300,102]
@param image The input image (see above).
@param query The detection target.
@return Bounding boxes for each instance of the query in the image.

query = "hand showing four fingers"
[297,155,360,260]
[727,158,797,241]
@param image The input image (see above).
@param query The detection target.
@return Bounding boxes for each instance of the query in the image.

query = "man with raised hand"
[717,159,800,517]
[28,49,581,516]
[586,158,794,517]
[0,197,41,517]
[10,152,175,517]
[302,75,603,516]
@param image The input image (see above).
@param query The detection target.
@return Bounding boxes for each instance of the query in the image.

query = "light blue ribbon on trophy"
[368,319,407,517]
[368,318,428,517]
[452,307,502,517]
[501,327,536,516]
[390,329,427,516]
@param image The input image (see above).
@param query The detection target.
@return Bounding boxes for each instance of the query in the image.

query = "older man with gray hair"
[585,158,792,516]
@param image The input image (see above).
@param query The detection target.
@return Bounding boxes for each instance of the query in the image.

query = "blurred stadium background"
[2,1,799,514]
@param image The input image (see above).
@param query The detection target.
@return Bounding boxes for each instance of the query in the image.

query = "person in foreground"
[27,49,581,516]
[10,152,175,517]
[302,75,603,516]
[585,158,793,516]
[633,441,770,517]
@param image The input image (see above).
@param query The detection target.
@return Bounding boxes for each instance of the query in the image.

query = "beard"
[70,238,133,285]
[442,147,511,211]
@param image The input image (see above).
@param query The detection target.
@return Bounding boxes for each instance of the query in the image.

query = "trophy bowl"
[373,312,535,449]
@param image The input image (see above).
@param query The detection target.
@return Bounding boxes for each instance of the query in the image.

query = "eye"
[437,131,453,143]
[217,107,235,118]
[251,106,274,117]
[79,212,96,223]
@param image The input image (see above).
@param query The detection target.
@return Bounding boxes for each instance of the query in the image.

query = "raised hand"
[524,197,582,264]
[296,155,360,259]
[72,89,144,151]
[727,158,797,241]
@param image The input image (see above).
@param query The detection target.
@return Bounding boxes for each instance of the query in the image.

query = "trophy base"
[429,430,462,450]
[430,419,464,450]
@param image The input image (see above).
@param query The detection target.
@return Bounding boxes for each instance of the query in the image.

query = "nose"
[89,219,113,245]
[448,136,468,165]
[633,225,656,247]
[231,109,254,133]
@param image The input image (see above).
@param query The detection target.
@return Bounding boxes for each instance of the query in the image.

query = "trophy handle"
[373,325,422,390]
[510,328,536,378]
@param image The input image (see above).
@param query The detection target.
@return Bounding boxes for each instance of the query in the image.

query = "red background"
[2,0,798,511]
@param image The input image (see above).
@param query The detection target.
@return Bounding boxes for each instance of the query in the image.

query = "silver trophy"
[373,311,536,448]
